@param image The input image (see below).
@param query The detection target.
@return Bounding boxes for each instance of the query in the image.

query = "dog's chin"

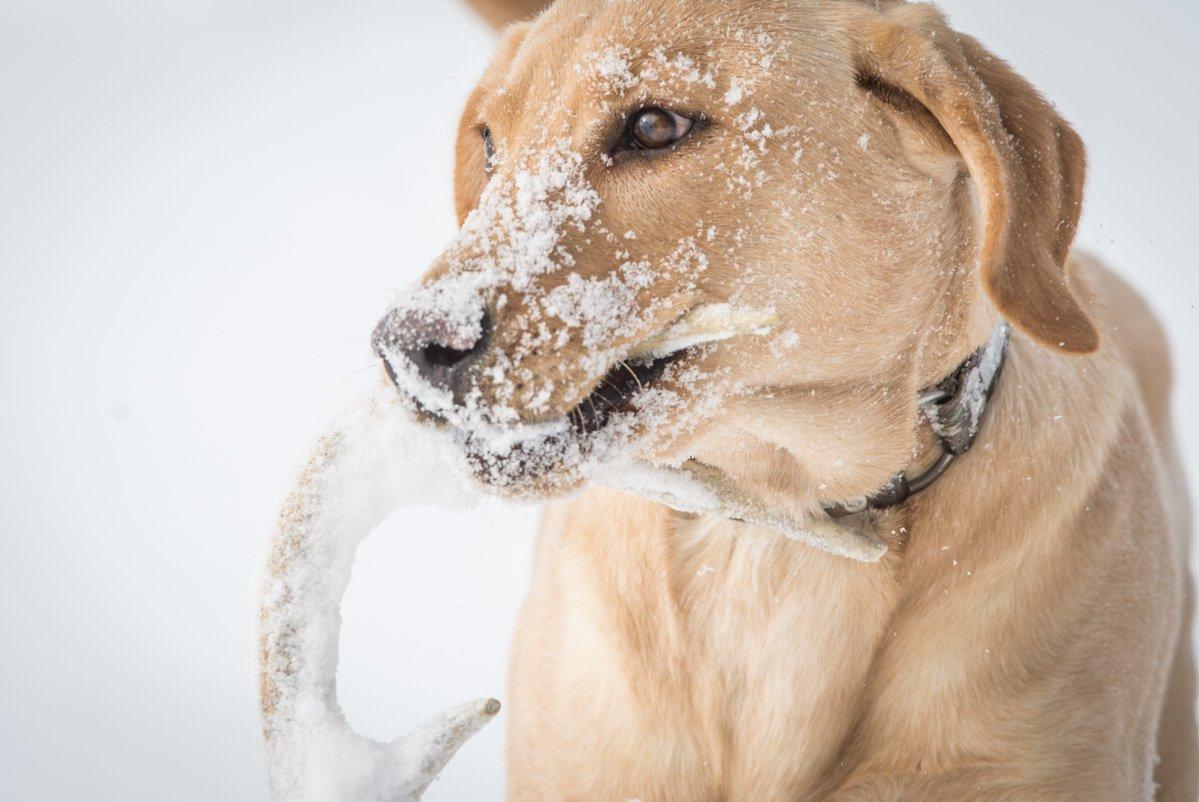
[456,428,589,500]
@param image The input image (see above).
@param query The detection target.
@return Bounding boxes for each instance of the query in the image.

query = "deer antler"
[259,389,494,801]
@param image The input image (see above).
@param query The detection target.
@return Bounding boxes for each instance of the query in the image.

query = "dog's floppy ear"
[854,3,1098,354]
[461,0,555,30]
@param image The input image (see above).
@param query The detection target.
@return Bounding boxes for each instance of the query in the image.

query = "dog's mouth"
[566,350,687,435]
[444,346,691,498]
[379,302,778,495]
[557,302,782,438]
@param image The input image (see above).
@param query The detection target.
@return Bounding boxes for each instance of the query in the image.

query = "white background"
[1,1,1195,800]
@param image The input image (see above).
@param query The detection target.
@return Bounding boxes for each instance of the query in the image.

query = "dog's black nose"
[404,314,489,388]
[417,337,482,373]
[372,306,491,398]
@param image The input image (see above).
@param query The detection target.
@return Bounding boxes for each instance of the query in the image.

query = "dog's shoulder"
[1069,250,1174,436]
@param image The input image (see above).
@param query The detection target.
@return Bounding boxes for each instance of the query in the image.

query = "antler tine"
[394,697,502,799]
[627,304,779,361]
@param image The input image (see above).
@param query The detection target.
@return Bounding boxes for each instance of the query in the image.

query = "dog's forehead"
[481,0,849,132]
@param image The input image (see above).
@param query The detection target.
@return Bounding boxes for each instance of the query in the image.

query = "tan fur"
[416,1,1195,798]
[462,0,552,30]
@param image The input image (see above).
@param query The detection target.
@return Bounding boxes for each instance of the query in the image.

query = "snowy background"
[1,1,1195,799]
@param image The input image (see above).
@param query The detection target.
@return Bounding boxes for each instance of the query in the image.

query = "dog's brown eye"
[482,126,496,173]
[626,108,693,151]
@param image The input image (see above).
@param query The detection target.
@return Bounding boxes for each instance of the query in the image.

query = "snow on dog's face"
[373,0,1094,502]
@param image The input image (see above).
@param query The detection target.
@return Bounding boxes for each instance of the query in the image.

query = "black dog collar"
[824,322,1011,518]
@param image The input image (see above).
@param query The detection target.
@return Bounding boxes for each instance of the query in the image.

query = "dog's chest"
[660,525,899,789]
[507,507,901,801]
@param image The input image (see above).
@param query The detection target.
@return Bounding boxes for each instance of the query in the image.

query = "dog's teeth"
[629,303,779,360]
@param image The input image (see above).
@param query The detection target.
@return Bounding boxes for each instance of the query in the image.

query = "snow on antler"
[592,459,888,563]
[258,389,494,802]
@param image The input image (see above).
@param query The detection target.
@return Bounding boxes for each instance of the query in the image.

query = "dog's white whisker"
[618,360,646,394]
[628,303,780,361]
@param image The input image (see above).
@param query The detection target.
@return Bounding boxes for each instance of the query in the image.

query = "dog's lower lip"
[570,351,684,435]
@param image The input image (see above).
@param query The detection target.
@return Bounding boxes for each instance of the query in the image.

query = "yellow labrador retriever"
[372,0,1196,798]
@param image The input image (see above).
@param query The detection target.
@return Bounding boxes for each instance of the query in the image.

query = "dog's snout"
[372,305,491,398]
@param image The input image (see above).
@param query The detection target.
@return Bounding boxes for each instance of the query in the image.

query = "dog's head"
[373,0,1096,506]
